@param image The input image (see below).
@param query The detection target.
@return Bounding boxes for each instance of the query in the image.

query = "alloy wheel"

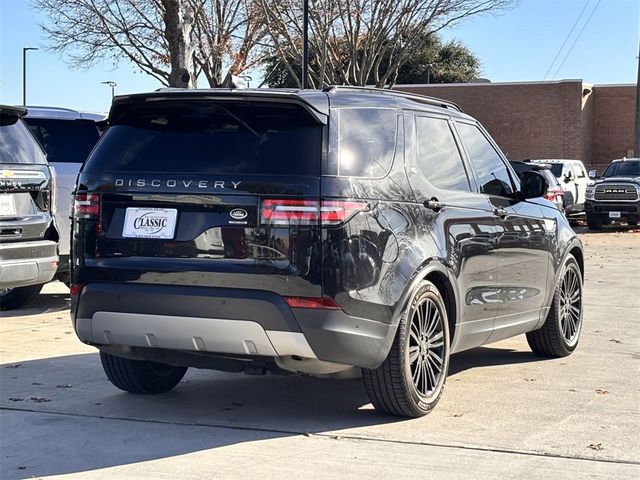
[408,296,445,397]
[558,265,582,346]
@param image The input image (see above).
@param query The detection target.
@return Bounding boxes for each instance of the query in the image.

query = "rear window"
[548,163,563,177]
[25,118,100,165]
[0,115,46,164]
[84,101,322,175]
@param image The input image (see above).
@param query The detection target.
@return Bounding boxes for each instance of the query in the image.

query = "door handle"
[493,207,508,218]
[424,198,445,212]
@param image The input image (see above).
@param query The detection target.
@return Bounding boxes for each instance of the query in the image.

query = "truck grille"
[594,184,638,201]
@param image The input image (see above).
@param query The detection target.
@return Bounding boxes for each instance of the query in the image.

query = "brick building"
[395,80,637,171]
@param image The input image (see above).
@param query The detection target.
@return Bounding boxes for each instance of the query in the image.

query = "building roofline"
[393,79,586,88]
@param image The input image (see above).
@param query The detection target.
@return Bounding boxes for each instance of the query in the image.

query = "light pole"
[634,40,639,157]
[22,47,38,105]
[101,81,117,99]
[302,0,309,89]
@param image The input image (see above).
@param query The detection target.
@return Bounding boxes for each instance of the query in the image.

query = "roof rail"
[322,85,462,112]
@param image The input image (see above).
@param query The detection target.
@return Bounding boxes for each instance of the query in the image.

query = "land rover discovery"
[71,87,584,417]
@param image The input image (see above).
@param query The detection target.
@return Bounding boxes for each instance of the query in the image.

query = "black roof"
[0,105,27,118]
[108,86,473,125]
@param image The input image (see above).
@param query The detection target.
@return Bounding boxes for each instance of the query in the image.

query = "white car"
[530,159,589,215]
[23,107,106,285]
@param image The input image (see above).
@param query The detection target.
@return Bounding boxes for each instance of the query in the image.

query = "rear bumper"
[72,283,395,369]
[0,240,58,288]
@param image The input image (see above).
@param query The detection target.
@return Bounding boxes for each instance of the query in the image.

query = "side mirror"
[518,170,547,200]
[588,170,598,179]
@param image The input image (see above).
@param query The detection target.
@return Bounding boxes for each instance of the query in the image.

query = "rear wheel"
[0,284,43,310]
[363,281,450,417]
[587,216,603,230]
[527,255,582,357]
[100,351,187,394]
[628,219,638,226]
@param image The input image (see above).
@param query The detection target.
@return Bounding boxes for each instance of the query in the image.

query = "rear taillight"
[284,296,341,309]
[545,188,563,201]
[69,284,83,296]
[261,199,368,226]
[48,166,57,214]
[73,193,100,219]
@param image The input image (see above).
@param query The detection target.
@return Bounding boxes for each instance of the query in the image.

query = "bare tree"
[34,0,266,87]
[258,0,514,88]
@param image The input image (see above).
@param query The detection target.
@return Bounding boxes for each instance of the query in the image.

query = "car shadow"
[2,290,70,317]
[448,345,547,376]
[1,344,547,479]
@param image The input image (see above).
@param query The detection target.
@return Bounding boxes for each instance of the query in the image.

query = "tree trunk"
[162,0,196,88]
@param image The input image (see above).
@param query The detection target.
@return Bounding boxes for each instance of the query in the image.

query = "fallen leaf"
[568,389,578,392]
[32,382,43,386]
[4,364,21,369]
[56,384,73,389]
[588,443,603,451]
[452,413,464,418]
[595,388,609,395]
[30,397,51,403]
[17,466,27,470]
[609,338,622,344]
[524,378,537,382]
[8,398,24,402]
[331,435,343,440]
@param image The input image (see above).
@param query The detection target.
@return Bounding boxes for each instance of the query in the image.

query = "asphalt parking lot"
[1,227,639,479]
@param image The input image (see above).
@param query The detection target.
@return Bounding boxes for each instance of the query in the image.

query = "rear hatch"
[75,94,330,297]
[0,108,54,244]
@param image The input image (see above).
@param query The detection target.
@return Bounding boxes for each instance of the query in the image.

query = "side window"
[328,108,397,178]
[415,116,470,192]
[576,164,586,178]
[456,122,514,197]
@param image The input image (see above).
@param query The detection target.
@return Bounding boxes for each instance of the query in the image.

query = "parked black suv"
[1,105,58,309]
[585,158,640,230]
[71,88,584,417]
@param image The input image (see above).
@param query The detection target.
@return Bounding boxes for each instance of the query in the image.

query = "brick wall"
[591,85,637,171]
[394,80,637,171]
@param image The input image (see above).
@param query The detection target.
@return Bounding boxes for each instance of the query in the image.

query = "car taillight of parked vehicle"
[260,199,368,226]
[73,193,100,219]
[545,188,563,203]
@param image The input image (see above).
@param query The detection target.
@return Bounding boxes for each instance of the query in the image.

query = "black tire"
[0,284,43,310]
[628,219,638,226]
[587,216,603,230]
[100,351,187,394]
[363,280,450,418]
[526,255,583,357]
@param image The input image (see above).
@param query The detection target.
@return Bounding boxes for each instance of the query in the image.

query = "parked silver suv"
[23,107,105,285]
[1,105,59,309]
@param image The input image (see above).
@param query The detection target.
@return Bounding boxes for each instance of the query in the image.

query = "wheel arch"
[389,259,459,347]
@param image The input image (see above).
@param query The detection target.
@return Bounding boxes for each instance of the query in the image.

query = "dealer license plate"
[608,211,621,219]
[0,194,17,216]
[123,207,177,239]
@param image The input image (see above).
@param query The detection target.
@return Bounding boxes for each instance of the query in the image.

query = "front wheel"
[100,352,187,394]
[363,281,450,417]
[527,255,583,357]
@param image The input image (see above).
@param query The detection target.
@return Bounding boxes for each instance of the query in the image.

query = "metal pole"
[302,0,309,89]
[22,47,38,106]
[634,39,640,157]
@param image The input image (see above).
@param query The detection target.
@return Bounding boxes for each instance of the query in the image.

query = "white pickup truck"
[531,159,590,215]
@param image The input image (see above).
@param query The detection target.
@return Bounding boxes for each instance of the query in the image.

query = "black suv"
[1,105,58,309]
[585,158,640,230]
[71,88,584,417]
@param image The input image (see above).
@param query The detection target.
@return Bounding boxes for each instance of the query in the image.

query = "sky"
[0,0,638,113]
